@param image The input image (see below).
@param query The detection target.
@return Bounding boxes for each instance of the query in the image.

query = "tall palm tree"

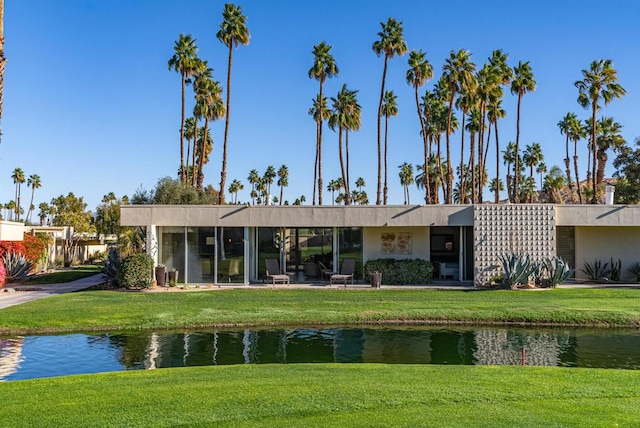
[568,116,587,203]
[11,167,24,221]
[26,174,41,223]
[536,162,547,192]
[398,162,414,204]
[442,49,476,203]
[247,169,260,205]
[373,17,407,205]
[544,166,566,203]
[455,82,478,203]
[343,86,361,204]
[326,179,340,205]
[510,60,536,203]
[217,3,250,204]
[308,94,331,207]
[595,116,625,185]
[6,200,15,221]
[575,59,626,203]
[381,90,398,205]
[277,164,289,205]
[487,49,513,204]
[228,179,243,204]
[193,67,225,190]
[329,84,359,205]
[308,42,338,205]
[503,142,517,202]
[168,34,199,184]
[406,49,433,204]
[557,112,579,201]
[183,116,196,179]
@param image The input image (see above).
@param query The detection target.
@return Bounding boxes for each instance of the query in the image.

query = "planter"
[167,270,179,287]
[155,266,166,287]
[370,272,382,288]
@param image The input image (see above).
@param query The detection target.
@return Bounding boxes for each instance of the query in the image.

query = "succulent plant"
[2,251,35,283]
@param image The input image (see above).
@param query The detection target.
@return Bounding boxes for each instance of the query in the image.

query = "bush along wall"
[118,253,154,289]
[363,258,434,285]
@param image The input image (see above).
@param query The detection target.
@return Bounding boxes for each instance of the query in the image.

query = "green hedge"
[118,253,154,289]
[363,258,434,285]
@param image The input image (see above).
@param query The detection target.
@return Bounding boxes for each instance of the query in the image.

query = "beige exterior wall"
[363,227,429,264]
[575,226,640,281]
[0,220,25,241]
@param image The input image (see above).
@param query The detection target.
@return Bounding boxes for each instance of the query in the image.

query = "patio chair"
[330,258,356,287]
[265,258,290,286]
[318,261,334,283]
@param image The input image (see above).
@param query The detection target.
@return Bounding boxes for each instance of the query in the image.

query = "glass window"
[217,227,245,284]
[257,228,281,281]
[186,227,215,284]
[159,226,185,284]
[338,228,363,281]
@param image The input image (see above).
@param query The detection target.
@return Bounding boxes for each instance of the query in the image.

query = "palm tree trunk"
[192,122,199,187]
[338,127,347,205]
[219,45,233,204]
[590,103,597,203]
[197,119,209,191]
[459,112,467,203]
[383,115,389,205]
[376,56,389,205]
[318,82,324,205]
[415,85,430,204]
[345,130,351,205]
[573,138,582,203]
[437,134,445,204]
[0,0,6,146]
[312,121,319,205]
[27,188,35,223]
[596,149,607,185]
[483,118,492,202]
[564,135,574,202]
[469,132,476,203]
[445,94,455,204]
[494,117,500,204]
[514,93,522,203]
[180,70,186,184]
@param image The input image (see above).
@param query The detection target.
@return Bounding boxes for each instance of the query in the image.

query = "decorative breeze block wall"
[473,204,556,285]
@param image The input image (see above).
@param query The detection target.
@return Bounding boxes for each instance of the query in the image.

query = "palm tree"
[406,49,433,204]
[26,174,41,223]
[343,86,361,204]
[488,177,504,200]
[217,2,250,204]
[568,116,587,203]
[442,49,476,204]
[6,200,15,221]
[398,162,414,204]
[455,82,478,203]
[308,94,331,206]
[381,90,398,205]
[487,49,513,204]
[575,59,626,203]
[38,202,49,226]
[544,166,566,204]
[277,164,289,205]
[557,112,578,201]
[168,34,199,184]
[263,166,276,201]
[329,84,359,205]
[228,179,243,204]
[11,167,25,221]
[510,60,536,203]
[536,162,547,192]
[595,116,625,185]
[326,179,340,205]
[247,169,260,205]
[183,116,196,179]
[309,41,338,205]
[503,142,517,202]
[193,67,225,190]
[373,17,407,205]
[523,142,543,202]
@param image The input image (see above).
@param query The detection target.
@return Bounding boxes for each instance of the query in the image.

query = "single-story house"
[120,204,640,285]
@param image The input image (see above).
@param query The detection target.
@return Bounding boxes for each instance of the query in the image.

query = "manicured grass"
[1,288,639,334]
[0,364,638,427]
[21,265,102,285]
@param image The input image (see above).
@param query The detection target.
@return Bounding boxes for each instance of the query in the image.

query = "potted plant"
[155,264,167,287]
[369,270,382,288]
[167,268,179,287]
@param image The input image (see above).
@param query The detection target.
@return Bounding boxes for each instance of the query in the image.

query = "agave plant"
[580,259,612,282]
[498,253,537,289]
[609,258,622,282]
[538,257,574,288]
[2,251,35,283]
[101,248,120,286]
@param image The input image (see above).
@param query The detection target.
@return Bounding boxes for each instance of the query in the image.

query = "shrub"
[0,240,26,260]
[118,253,153,289]
[627,262,640,282]
[363,258,434,285]
[23,233,46,265]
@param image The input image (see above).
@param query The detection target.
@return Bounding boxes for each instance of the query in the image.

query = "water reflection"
[1,327,640,381]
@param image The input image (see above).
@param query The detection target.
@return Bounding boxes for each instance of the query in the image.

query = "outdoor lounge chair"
[318,261,334,283]
[265,258,290,285]
[330,258,356,287]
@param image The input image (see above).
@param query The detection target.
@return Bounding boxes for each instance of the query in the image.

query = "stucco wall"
[0,221,25,241]
[575,226,640,281]
[363,227,429,264]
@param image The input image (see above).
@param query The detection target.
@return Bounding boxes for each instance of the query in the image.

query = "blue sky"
[2,0,638,213]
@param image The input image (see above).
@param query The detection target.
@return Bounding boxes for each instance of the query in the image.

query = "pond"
[2,326,640,381]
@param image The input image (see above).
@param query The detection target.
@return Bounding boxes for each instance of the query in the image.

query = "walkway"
[0,274,106,309]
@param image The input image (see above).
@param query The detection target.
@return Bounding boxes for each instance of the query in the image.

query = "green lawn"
[1,288,639,334]
[21,265,102,285]
[0,364,638,427]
